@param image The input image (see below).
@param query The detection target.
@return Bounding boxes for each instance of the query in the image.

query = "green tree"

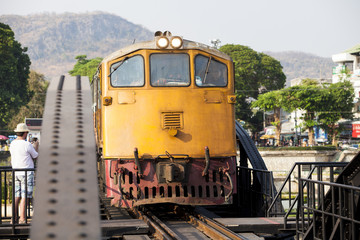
[69,55,102,80]
[282,79,324,145]
[253,78,355,147]
[0,23,31,129]
[318,80,354,145]
[251,90,284,144]
[7,71,49,130]
[219,44,286,134]
[258,53,287,90]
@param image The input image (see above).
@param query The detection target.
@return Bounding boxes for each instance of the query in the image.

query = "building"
[332,43,360,118]
[331,44,360,142]
[25,118,42,142]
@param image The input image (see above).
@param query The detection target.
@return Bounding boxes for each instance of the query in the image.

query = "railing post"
[296,177,302,238]
[269,171,274,210]
[25,170,28,224]
[311,180,316,237]
[320,180,325,239]
[12,169,15,234]
[351,189,355,239]
[331,184,335,236]
[0,171,2,225]
[4,169,7,218]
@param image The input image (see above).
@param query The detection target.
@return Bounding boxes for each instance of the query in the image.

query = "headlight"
[156,37,169,49]
[170,37,183,49]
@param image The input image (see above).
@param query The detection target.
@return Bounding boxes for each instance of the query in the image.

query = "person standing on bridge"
[9,123,38,224]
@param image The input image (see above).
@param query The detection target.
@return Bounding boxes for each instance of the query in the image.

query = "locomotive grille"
[162,112,183,129]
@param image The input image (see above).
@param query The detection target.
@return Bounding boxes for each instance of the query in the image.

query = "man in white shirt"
[9,123,38,224]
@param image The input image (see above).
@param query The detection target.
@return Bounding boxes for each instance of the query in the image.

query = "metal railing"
[237,166,276,217]
[0,166,35,234]
[297,178,360,240]
[267,162,348,229]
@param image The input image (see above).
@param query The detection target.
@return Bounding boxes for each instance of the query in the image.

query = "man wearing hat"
[9,123,38,224]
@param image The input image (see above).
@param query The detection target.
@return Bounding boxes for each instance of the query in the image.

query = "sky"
[0,0,359,58]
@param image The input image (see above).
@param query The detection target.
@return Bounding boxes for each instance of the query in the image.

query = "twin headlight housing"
[155,31,183,49]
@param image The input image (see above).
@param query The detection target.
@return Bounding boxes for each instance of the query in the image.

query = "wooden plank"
[101,219,148,228]
[101,219,149,237]
[214,217,289,234]
[123,235,151,240]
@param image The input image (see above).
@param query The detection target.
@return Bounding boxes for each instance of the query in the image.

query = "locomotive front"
[93,32,237,208]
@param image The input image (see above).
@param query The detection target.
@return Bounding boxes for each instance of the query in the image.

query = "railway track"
[99,191,261,240]
[100,192,253,240]
[130,205,252,240]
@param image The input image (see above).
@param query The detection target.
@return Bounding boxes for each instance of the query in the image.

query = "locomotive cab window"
[195,55,227,87]
[150,53,190,87]
[110,55,145,87]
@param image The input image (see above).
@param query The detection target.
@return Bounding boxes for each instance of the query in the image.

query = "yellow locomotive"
[92,31,237,208]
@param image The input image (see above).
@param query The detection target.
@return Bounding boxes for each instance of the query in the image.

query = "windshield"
[150,53,190,87]
[110,55,145,87]
[195,55,227,87]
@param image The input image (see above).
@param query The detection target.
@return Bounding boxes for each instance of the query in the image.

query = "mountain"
[0,12,153,80]
[0,12,336,82]
[265,51,335,86]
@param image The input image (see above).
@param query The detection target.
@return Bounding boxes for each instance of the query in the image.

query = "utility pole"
[295,110,298,146]
[263,111,266,130]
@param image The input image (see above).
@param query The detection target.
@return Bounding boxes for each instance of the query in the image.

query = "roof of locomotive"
[101,38,232,64]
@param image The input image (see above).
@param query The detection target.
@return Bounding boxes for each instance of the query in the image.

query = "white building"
[25,118,42,142]
[332,43,360,118]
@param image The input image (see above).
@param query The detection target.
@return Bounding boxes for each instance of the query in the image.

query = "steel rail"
[144,210,182,240]
[136,206,247,240]
[189,212,249,240]
[133,208,173,240]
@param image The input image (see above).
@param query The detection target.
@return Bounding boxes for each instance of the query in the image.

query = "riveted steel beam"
[31,75,100,239]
